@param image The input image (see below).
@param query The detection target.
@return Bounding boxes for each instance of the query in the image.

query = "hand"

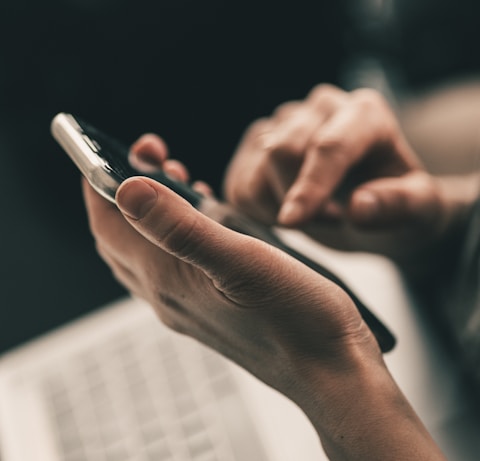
[83,135,379,398]
[82,134,446,460]
[223,85,456,267]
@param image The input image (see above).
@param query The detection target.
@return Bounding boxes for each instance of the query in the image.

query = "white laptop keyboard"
[39,320,267,461]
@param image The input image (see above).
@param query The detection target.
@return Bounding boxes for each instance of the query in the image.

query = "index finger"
[278,91,399,226]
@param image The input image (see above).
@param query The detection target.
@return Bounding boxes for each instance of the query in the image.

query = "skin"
[223,85,478,275]
[80,86,473,459]
[83,173,445,460]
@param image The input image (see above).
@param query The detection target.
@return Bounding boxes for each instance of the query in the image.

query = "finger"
[84,177,200,304]
[267,85,345,159]
[265,106,332,202]
[116,177,237,267]
[226,118,274,180]
[129,133,190,184]
[258,87,346,212]
[163,159,190,183]
[115,177,291,297]
[278,94,395,226]
[268,105,325,155]
[306,83,347,109]
[227,163,281,224]
[129,133,169,172]
[348,171,441,229]
[192,180,214,197]
[115,177,349,320]
[223,119,282,223]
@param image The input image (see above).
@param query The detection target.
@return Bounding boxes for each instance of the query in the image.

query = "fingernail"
[278,200,303,225]
[353,190,380,220]
[117,179,158,220]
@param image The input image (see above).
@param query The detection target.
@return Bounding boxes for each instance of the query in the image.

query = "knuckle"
[267,137,299,157]
[214,240,277,302]
[245,118,270,137]
[242,118,274,149]
[312,134,348,160]
[270,137,303,156]
[268,107,317,155]
[308,135,350,172]
[291,186,315,203]
[273,101,302,120]
[352,88,388,112]
[351,89,398,143]
[307,83,343,105]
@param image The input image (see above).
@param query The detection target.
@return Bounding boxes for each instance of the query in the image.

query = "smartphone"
[51,112,396,353]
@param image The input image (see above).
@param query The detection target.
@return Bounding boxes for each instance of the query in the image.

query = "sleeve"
[443,189,480,388]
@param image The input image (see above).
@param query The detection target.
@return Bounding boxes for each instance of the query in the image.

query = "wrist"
[291,345,446,460]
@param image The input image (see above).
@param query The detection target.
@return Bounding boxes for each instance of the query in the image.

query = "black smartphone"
[51,113,396,352]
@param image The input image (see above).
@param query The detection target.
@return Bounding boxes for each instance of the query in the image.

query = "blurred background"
[1,0,480,351]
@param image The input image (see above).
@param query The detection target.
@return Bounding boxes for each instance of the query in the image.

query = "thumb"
[115,176,256,279]
[349,171,441,229]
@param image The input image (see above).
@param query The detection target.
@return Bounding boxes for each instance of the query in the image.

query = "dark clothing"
[444,187,480,390]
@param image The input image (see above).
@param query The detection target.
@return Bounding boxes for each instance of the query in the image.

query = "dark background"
[1,0,479,351]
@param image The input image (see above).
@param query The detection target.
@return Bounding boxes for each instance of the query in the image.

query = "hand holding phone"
[51,113,396,352]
